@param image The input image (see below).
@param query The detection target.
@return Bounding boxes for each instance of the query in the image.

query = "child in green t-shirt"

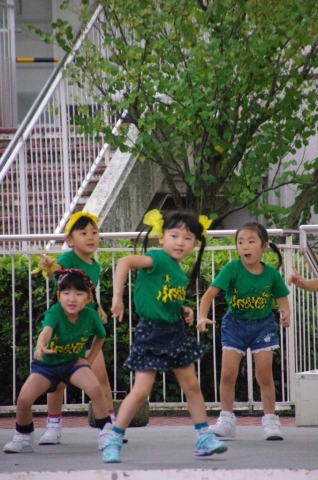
[3,269,111,454]
[36,212,115,448]
[197,222,290,441]
[102,209,228,463]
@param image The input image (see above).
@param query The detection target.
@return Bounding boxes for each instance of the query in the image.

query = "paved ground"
[0,416,317,479]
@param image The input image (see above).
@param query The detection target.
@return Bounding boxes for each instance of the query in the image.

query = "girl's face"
[236,228,268,268]
[57,287,91,321]
[66,222,100,260]
[159,224,197,262]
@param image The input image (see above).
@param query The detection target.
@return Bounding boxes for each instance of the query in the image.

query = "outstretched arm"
[288,267,318,292]
[34,326,55,361]
[111,255,153,322]
[197,286,220,332]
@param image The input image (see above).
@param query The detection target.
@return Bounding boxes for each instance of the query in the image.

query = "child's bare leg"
[47,383,65,416]
[174,365,207,423]
[254,350,276,414]
[88,349,114,412]
[70,366,109,419]
[115,370,156,430]
[17,374,51,425]
[219,349,242,411]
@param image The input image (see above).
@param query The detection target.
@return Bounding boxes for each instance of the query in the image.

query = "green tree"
[35,0,318,227]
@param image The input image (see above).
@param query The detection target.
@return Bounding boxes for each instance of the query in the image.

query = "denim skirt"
[124,317,207,372]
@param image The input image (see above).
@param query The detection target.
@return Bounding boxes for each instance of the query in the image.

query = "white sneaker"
[110,412,116,424]
[209,411,236,438]
[3,431,33,453]
[39,418,62,445]
[262,414,283,440]
[98,422,113,451]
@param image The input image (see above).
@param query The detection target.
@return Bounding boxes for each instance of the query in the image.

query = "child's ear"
[158,236,164,245]
[65,235,73,247]
[262,242,269,252]
[86,293,93,304]
[57,291,60,301]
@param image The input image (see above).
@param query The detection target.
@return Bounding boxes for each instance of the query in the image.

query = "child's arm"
[85,337,105,365]
[276,296,290,328]
[288,266,318,292]
[97,305,108,324]
[34,326,56,361]
[197,286,220,332]
[111,255,153,322]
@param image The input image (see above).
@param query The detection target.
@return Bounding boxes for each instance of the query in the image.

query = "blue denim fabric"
[31,359,91,392]
[221,311,279,355]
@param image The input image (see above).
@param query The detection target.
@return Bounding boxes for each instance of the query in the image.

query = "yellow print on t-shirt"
[46,336,88,355]
[156,285,186,303]
[230,289,269,310]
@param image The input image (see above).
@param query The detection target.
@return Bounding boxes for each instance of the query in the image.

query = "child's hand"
[288,267,305,288]
[39,254,56,270]
[111,296,125,322]
[196,317,215,332]
[182,306,194,326]
[97,305,108,324]
[279,309,290,328]
[34,347,56,361]
[32,254,58,278]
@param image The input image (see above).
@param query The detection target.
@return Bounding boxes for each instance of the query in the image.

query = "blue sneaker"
[102,434,123,463]
[195,429,228,457]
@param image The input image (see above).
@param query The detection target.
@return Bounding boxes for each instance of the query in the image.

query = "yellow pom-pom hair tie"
[64,212,100,235]
[198,215,212,237]
[142,209,164,237]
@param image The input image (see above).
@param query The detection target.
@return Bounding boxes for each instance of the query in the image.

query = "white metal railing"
[0,229,317,413]
[0,4,124,246]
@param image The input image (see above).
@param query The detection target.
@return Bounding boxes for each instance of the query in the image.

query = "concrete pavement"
[0,423,318,479]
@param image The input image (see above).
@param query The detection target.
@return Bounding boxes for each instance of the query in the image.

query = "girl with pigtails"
[102,209,228,463]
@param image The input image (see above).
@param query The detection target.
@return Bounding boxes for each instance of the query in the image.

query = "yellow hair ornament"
[199,215,212,237]
[143,209,164,237]
[64,212,99,235]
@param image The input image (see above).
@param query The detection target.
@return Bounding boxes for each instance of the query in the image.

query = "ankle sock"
[16,422,34,434]
[112,426,125,436]
[95,416,112,430]
[194,422,209,431]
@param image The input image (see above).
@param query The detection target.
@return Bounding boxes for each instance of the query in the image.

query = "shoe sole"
[265,436,283,440]
[3,447,33,453]
[103,457,121,463]
[39,440,61,445]
[195,444,228,456]
[209,427,236,438]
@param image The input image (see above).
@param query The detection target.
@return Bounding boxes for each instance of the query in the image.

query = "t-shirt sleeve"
[41,308,59,330]
[272,270,290,298]
[57,252,72,269]
[211,263,232,292]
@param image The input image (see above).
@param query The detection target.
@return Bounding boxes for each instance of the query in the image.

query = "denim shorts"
[31,359,91,393]
[221,311,279,355]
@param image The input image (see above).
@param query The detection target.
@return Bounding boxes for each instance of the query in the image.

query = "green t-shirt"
[133,249,188,323]
[57,250,100,309]
[211,258,290,321]
[58,250,100,287]
[36,302,106,365]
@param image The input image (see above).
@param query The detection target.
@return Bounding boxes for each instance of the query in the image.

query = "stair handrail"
[0,2,103,182]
